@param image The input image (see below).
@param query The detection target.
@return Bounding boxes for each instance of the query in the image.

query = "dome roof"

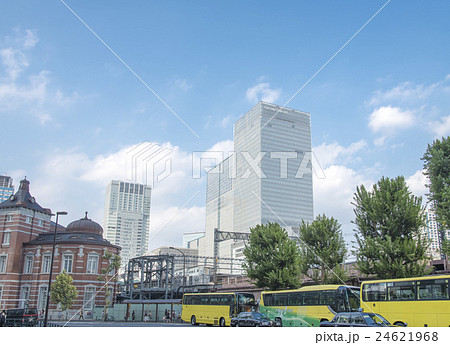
[66,212,103,235]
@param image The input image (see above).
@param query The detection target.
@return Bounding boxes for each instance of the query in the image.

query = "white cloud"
[26,139,237,251]
[147,205,205,251]
[21,29,39,49]
[173,78,192,92]
[246,82,281,104]
[207,139,234,154]
[368,106,414,133]
[406,169,428,202]
[218,114,233,128]
[374,136,387,147]
[429,115,450,138]
[0,30,76,123]
[313,164,373,250]
[313,140,367,168]
[369,77,450,106]
[0,47,29,80]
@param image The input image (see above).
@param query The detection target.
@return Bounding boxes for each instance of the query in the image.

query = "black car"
[230,312,273,327]
[5,308,39,327]
[320,312,396,327]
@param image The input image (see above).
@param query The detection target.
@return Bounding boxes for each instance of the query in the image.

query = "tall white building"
[103,180,151,267]
[421,208,450,260]
[201,102,314,262]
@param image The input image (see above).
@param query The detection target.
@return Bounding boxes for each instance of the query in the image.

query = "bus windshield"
[237,293,255,306]
[346,288,360,312]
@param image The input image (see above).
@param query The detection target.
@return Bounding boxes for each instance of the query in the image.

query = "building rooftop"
[0,178,51,215]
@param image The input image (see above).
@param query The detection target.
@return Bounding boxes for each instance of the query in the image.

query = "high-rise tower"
[202,102,314,260]
[103,180,151,267]
[0,175,14,203]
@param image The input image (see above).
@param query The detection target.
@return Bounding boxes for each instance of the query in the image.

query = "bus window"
[190,295,198,305]
[362,283,387,301]
[387,281,415,301]
[183,295,191,304]
[289,292,303,306]
[263,293,273,306]
[303,291,319,305]
[417,279,449,300]
[273,293,288,306]
[319,290,335,308]
[199,295,210,305]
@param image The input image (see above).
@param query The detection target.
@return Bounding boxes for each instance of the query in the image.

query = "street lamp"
[169,247,185,296]
[43,211,68,327]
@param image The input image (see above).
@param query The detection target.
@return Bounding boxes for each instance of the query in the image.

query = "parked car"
[231,312,274,327]
[320,312,398,327]
[5,308,39,327]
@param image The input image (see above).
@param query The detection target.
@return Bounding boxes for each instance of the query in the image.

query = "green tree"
[298,214,348,284]
[352,176,430,279]
[97,250,121,319]
[243,222,302,290]
[422,136,450,256]
[50,270,78,313]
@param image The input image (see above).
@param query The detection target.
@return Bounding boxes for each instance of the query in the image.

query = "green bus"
[260,284,360,327]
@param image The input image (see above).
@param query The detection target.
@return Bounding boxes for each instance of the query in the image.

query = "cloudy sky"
[1,1,449,252]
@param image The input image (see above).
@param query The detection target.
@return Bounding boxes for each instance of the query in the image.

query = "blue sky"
[1,1,449,252]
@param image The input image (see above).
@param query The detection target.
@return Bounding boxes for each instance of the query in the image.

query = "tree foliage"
[298,214,348,284]
[97,250,121,318]
[422,136,450,255]
[50,270,78,311]
[352,176,430,279]
[243,222,302,290]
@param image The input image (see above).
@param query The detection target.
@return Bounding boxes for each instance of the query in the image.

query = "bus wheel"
[394,321,407,327]
[219,317,226,327]
[191,316,198,326]
[275,318,282,327]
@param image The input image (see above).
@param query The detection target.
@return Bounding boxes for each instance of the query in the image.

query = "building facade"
[103,180,152,268]
[0,175,14,203]
[0,178,120,319]
[201,102,314,263]
[421,208,450,260]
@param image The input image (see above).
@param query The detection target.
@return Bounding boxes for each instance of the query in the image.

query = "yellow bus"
[360,275,450,327]
[181,292,256,326]
[260,285,360,327]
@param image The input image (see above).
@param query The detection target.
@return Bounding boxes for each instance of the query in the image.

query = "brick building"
[0,178,120,319]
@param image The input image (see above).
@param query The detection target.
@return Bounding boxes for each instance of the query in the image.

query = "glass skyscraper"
[0,175,14,203]
[103,180,152,267]
[201,102,314,260]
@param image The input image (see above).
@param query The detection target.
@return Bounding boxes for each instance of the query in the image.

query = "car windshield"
[253,313,269,320]
[363,313,391,326]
